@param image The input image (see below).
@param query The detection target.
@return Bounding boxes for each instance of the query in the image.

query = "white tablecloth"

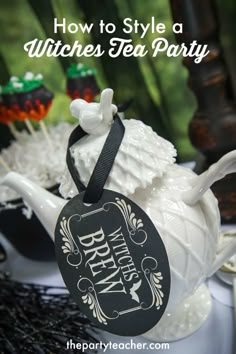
[0,231,235,354]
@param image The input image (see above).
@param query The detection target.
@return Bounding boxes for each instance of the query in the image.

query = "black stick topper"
[55,113,170,336]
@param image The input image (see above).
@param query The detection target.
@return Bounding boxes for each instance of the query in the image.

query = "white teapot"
[1,88,236,341]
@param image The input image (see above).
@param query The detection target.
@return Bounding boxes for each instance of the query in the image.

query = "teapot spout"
[0,172,67,240]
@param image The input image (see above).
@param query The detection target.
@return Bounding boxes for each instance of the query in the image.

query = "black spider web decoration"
[0,273,100,354]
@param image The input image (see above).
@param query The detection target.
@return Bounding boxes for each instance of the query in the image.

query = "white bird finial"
[70,88,117,135]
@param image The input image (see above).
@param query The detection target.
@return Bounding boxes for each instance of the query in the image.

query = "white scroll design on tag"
[140,257,164,310]
[103,197,147,245]
[78,278,119,325]
[60,215,83,267]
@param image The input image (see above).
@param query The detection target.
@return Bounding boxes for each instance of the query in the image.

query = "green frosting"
[66,63,96,78]
[1,74,43,94]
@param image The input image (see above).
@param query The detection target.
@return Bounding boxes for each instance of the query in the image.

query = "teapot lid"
[59,89,177,198]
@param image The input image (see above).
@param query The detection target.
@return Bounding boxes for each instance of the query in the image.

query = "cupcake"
[1,73,53,122]
[66,63,100,102]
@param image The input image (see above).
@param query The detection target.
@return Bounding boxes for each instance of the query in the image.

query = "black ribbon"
[66,114,125,204]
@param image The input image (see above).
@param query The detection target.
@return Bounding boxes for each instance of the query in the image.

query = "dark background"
[0,0,236,161]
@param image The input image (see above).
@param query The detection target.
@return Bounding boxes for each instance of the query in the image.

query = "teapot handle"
[208,230,236,277]
[182,150,236,205]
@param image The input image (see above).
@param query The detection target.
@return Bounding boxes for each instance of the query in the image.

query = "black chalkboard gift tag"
[55,115,170,336]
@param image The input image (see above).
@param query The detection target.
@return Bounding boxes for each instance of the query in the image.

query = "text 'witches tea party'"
[23,17,209,63]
